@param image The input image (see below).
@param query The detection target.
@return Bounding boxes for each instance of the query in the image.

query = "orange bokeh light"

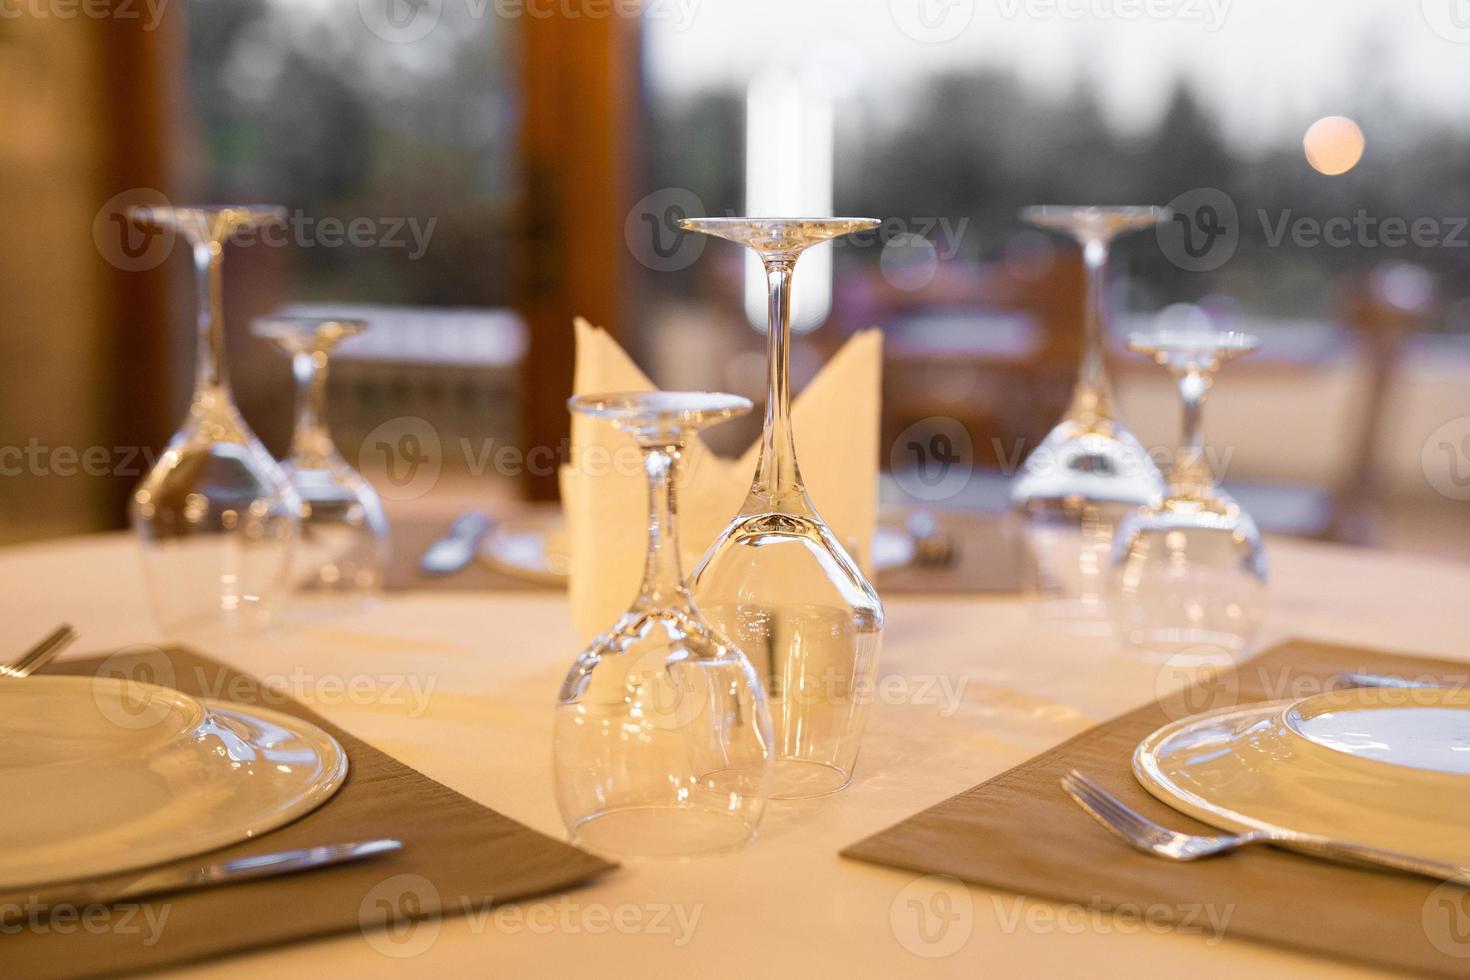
[1303,116,1365,176]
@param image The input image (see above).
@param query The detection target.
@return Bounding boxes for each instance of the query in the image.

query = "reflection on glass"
[128,206,301,636]
[254,316,388,604]
[1112,330,1267,661]
[1012,206,1169,631]
[680,217,885,800]
[554,392,772,859]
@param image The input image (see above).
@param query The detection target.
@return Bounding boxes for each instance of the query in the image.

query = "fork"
[1061,769,1470,885]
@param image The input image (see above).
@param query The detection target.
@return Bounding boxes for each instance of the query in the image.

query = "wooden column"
[515,12,641,499]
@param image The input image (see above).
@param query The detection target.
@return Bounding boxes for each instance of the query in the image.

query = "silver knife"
[28,839,402,908]
[420,511,493,576]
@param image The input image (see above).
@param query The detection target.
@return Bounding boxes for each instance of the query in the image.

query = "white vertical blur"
[744,69,834,334]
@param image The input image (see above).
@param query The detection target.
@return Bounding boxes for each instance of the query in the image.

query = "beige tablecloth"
[5,531,1466,979]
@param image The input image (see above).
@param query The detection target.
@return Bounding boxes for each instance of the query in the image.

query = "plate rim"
[0,697,349,889]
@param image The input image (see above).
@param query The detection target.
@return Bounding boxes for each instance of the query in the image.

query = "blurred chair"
[1324,263,1436,545]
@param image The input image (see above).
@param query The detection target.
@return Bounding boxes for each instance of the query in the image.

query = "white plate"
[1133,689,1470,868]
[481,514,915,585]
[481,512,571,584]
[1,676,348,889]
[1283,686,1470,776]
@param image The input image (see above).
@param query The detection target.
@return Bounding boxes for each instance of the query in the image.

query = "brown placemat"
[384,512,555,592]
[842,638,1470,976]
[9,647,614,979]
[387,508,1025,595]
[876,510,1025,595]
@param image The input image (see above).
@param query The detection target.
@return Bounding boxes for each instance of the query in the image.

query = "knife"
[26,839,402,909]
[419,510,493,576]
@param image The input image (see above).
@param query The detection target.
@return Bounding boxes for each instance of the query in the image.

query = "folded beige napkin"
[562,317,881,640]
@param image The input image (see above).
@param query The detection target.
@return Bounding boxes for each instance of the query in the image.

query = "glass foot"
[769,758,852,800]
[571,805,757,860]
[1119,628,1251,663]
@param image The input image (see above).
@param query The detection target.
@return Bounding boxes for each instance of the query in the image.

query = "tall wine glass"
[127,206,302,636]
[254,316,389,603]
[1112,330,1266,661]
[554,392,773,859]
[679,217,884,800]
[1012,206,1169,630]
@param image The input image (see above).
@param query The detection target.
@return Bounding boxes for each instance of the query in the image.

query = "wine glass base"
[1117,628,1252,663]
[768,758,852,800]
[1029,598,1114,635]
[570,805,757,860]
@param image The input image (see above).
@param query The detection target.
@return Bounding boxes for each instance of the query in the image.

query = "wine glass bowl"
[128,205,300,637]
[254,316,389,601]
[553,391,773,859]
[680,216,885,800]
[1012,205,1170,630]
[1112,330,1267,662]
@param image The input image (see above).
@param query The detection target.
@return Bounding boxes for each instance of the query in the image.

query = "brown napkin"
[10,647,613,979]
[842,639,1470,976]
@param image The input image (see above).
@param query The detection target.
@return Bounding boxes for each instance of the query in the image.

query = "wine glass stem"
[634,441,690,612]
[1070,238,1116,423]
[191,239,228,394]
[1171,368,1214,497]
[751,259,804,507]
[291,350,333,466]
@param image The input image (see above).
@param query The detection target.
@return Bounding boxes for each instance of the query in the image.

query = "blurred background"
[2,0,1468,558]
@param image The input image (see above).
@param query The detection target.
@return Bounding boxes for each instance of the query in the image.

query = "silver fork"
[1061,769,1470,885]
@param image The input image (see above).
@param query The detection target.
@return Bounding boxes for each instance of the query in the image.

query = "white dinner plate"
[1133,688,1470,868]
[1,676,348,889]
[481,513,915,585]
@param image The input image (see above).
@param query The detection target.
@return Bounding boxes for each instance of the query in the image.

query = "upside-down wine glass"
[679,217,885,800]
[1011,206,1169,631]
[1111,330,1266,662]
[253,316,389,603]
[553,392,773,859]
[127,206,302,636]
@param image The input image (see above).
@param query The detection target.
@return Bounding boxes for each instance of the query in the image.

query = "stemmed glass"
[254,316,389,602]
[1012,206,1169,629]
[128,206,301,636]
[553,392,773,859]
[1111,330,1266,661]
[679,217,884,800]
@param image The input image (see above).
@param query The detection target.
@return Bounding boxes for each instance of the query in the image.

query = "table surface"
[9,531,1466,979]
